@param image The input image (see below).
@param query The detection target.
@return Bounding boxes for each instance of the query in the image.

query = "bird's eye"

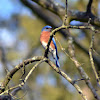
[46,28,48,29]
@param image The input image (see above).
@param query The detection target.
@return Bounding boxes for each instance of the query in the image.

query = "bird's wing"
[52,37,59,59]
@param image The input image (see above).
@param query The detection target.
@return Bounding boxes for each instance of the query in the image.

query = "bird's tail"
[53,50,60,67]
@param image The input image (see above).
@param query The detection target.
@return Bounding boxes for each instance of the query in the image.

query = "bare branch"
[89,32,100,85]
[0,59,45,95]
[31,0,100,27]
[86,0,93,14]
[0,56,44,93]
[46,59,87,100]
[0,56,88,100]
[67,36,100,100]
[63,0,68,25]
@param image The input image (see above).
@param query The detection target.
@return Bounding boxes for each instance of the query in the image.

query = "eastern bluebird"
[40,25,60,67]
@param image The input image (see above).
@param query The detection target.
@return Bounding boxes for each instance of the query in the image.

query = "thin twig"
[63,0,68,25]
[0,59,45,95]
[89,32,100,85]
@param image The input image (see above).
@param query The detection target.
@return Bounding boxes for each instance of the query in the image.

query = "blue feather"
[52,37,57,51]
[52,37,60,67]
[42,25,52,32]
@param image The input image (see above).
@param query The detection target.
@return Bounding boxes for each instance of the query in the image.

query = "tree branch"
[0,56,88,100]
[0,56,44,93]
[86,0,93,13]
[89,32,100,85]
[31,0,100,27]
[46,59,87,100]
[67,36,100,100]
[0,59,45,95]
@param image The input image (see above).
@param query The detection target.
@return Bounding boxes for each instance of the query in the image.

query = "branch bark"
[31,0,100,27]
[0,56,44,93]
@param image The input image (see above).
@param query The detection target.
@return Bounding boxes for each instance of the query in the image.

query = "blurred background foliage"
[0,0,100,100]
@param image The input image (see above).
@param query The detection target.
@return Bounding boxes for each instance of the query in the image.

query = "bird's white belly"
[42,41,47,48]
[42,41,53,52]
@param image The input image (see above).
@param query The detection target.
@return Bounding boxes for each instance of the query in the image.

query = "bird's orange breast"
[40,31,55,50]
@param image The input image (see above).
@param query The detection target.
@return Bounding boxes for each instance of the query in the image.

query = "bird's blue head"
[42,25,52,32]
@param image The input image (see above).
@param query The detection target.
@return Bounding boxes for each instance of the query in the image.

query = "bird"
[40,25,60,67]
